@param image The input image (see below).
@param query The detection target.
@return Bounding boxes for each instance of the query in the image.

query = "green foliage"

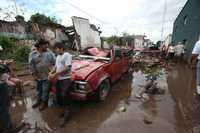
[15,15,25,22]
[14,45,31,63]
[30,13,58,25]
[144,65,162,82]
[0,35,31,63]
[106,36,120,45]
[0,35,16,59]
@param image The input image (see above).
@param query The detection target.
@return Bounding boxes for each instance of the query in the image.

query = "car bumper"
[70,92,88,101]
[70,81,93,101]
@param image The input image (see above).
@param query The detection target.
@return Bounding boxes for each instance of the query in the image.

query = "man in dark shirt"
[0,64,13,132]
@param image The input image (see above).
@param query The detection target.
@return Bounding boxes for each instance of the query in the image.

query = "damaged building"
[0,16,102,51]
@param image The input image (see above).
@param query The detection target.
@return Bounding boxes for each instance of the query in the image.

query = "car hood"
[71,60,105,80]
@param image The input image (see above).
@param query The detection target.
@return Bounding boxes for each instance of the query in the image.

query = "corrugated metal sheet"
[72,16,101,49]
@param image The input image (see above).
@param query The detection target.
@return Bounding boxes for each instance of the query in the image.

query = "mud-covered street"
[9,62,200,133]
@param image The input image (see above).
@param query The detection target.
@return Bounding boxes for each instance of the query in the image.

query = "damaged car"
[70,47,132,101]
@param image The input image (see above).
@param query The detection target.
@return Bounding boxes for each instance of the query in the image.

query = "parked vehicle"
[70,47,132,101]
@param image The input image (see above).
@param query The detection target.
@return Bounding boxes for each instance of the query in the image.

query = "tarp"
[87,48,108,57]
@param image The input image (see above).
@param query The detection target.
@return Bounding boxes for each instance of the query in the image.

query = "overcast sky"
[0,0,187,42]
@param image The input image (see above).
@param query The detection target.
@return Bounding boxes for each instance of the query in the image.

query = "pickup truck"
[70,47,132,101]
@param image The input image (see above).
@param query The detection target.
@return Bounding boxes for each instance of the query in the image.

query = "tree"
[0,0,25,21]
[30,13,58,25]
[15,15,25,23]
[106,36,120,45]
[0,35,16,59]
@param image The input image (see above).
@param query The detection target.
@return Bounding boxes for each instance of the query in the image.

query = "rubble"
[143,115,153,124]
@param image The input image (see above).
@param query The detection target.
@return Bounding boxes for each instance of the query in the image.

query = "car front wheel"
[95,79,111,102]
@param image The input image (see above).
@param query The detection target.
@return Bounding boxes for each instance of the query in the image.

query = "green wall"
[172,0,200,57]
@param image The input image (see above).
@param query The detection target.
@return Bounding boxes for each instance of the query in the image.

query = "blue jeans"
[36,80,50,103]
[55,79,72,106]
[0,83,12,130]
[197,61,200,86]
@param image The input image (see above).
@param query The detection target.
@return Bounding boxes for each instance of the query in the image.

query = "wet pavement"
[9,62,200,133]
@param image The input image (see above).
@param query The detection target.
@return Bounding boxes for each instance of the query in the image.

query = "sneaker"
[39,102,48,111]
[59,111,70,128]
[32,100,41,108]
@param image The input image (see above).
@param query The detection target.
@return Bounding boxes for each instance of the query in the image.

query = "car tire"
[95,79,111,102]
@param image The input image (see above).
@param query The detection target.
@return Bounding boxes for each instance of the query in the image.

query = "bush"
[14,45,31,63]
[0,35,17,59]
[30,13,58,25]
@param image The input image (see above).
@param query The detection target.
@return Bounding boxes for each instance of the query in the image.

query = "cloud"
[0,0,188,42]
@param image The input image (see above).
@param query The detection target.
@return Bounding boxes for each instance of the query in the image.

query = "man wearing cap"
[29,39,55,111]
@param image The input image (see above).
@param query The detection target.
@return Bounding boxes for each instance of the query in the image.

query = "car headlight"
[74,81,92,93]
[78,84,86,89]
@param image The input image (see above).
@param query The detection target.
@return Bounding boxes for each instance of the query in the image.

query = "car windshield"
[77,55,110,62]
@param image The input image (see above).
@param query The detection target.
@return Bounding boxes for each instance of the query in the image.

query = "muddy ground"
[9,62,200,133]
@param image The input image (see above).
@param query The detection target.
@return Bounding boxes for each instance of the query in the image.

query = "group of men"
[0,39,73,132]
[161,42,185,60]
[2,37,200,132]
[29,39,72,127]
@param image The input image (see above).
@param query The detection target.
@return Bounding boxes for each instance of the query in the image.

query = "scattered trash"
[12,102,16,108]
[143,115,153,124]
[117,106,127,112]
[18,100,23,106]
[44,123,54,133]
[23,80,36,89]
[192,125,200,133]
[141,93,150,101]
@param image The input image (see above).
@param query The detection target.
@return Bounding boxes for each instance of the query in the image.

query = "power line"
[63,0,108,25]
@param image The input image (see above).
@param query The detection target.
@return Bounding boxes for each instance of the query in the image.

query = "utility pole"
[161,0,167,42]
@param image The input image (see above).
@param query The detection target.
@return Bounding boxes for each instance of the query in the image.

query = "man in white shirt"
[167,44,175,60]
[191,40,200,95]
[49,42,72,127]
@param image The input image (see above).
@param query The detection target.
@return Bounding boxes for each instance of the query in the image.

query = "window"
[183,15,188,25]
[114,50,122,61]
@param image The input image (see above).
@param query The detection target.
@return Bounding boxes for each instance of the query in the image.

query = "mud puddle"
[10,63,194,133]
[96,67,187,133]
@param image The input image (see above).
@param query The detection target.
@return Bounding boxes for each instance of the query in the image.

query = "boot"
[39,102,48,111]
[32,99,41,108]
[59,110,70,128]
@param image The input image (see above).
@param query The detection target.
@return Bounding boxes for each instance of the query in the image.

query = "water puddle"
[11,95,54,133]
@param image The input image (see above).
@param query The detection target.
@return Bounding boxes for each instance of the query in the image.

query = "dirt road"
[10,63,199,133]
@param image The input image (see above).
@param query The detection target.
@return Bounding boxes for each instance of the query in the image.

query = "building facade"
[172,0,200,56]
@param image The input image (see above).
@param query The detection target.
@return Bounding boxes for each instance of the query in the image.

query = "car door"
[110,49,123,81]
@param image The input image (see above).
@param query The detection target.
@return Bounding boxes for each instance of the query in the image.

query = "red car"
[70,47,132,101]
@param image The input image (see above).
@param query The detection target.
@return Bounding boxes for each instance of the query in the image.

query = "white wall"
[72,16,101,49]
[164,34,172,47]
[134,38,144,49]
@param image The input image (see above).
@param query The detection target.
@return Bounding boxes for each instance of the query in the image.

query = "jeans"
[55,79,72,106]
[197,61,200,86]
[36,80,50,103]
[0,83,12,130]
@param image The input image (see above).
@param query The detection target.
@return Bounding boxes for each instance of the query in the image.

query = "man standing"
[167,44,175,60]
[0,64,13,132]
[49,42,72,127]
[191,39,200,95]
[29,39,55,111]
